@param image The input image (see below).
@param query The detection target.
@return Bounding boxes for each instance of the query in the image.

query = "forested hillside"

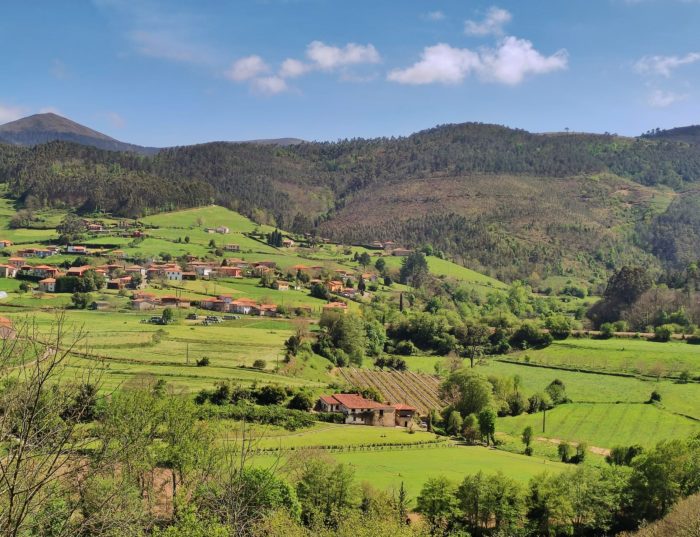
[1,121,700,282]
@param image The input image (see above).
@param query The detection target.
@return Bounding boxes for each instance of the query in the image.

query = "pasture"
[511,336,700,377]
[499,402,700,449]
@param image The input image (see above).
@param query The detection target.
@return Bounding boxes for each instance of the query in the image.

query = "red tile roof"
[323,393,383,410]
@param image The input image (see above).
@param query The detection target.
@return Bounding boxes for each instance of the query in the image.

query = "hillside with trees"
[1,120,700,281]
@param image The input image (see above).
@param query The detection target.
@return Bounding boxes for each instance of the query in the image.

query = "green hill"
[2,120,700,283]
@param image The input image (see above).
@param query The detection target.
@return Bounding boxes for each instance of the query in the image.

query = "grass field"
[219,422,445,449]
[498,402,700,449]
[511,337,700,377]
[270,445,566,497]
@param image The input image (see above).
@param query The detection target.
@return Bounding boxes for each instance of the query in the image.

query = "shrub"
[653,324,674,342]
[510,322,553,349]
[599,323,615,339]
[558,442,571,463]
[395,340,418,356]
[196,357,210,367]
[255,384,287,406]
[252,359,267,370]
[287,391,314,411]
[648,390,662,403]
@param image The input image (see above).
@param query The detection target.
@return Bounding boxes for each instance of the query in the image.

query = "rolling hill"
[1,117,700,283]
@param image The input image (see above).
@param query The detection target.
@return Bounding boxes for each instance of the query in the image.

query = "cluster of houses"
[317,393,417,427]
[369,241,412,257]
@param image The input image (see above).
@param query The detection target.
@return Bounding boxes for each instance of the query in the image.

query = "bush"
[196,357,210,367]
[599,323,615,339]
[653,324,674,342]
[558,442,571,463]
[510,322,553,349]
[648,390,662,403]
[252,359,267,370]
[395,340,418,356]
[255,384,287,406]
[287,391,314,411]
[200,401,315,430]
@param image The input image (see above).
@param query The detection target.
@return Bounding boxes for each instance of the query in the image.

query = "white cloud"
[465,7,512,36]
[388,38,568,86]
[225,41,381,96]
[647,89,688,107]
[306,41,380,70]
[279,58,312,78]
[426,11,445,21]
[634,52,700,77]
[387,43,481,85]
[225,55,270,82]
[252,76,288,95]
[0,104,26,123]
[479,36,569,85]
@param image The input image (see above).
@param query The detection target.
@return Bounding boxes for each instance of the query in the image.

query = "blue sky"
[1,0,699,146]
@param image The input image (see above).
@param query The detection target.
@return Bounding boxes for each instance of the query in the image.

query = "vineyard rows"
[340,368,444,415]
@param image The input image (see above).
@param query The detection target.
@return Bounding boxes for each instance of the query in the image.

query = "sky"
[1,0,699,146]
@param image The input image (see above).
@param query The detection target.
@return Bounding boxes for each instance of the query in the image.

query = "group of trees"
[417,434,700,536]
[588,265,700,334]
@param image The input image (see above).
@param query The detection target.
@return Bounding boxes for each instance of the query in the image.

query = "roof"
[322,393,384,410]
[323,301,348,309]
[39,278,56,283]
[393,404,417,411]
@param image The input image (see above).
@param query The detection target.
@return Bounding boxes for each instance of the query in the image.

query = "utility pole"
[186,343,189,365]
[542,406,546,433]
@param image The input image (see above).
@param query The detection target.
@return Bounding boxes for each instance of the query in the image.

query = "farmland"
[339,368,443,414]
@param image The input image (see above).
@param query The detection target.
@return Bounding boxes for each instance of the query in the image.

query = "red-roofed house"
[316,394,396,427]
[0,265,17,278]
[0,240,13,248]
[67,265,92,277]
[318,394,417,427]
[38,278,56,292]
[32,265,61,279]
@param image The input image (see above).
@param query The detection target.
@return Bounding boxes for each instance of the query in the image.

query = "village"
[0,216,414,321]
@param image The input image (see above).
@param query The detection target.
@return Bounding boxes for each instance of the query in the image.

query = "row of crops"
[340,368,444,415]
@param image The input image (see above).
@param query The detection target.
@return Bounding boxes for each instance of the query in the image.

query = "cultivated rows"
[340,368,444,414]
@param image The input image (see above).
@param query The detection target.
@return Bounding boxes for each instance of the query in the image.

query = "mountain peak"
[0,113,158,154]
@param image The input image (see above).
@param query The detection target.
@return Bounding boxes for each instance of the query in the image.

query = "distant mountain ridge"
[0,113,160,155]
[642,125,700,144]
[0,113,304,153]
[1,115,700,283]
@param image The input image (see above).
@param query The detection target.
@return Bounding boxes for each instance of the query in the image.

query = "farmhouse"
[392,248,412,257]
[323,301,348,312]
[66,245,87,254]
[224,244,240,252]
[317,394,417,427]
[67,265,93,277]
[131,298,157,310]
[0,264,18,278]
[0,240,13,248]
[328,280,344,293]
[8,257,25,268]
[38,278,56,292]
[273,280,290,291]
[107,276,132,290]
[32,265,61,279]
[161,296,191,308]
[125,265,147,278]
[216,266,243,278]
[317,394,396,427]
[282,238,294,247]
